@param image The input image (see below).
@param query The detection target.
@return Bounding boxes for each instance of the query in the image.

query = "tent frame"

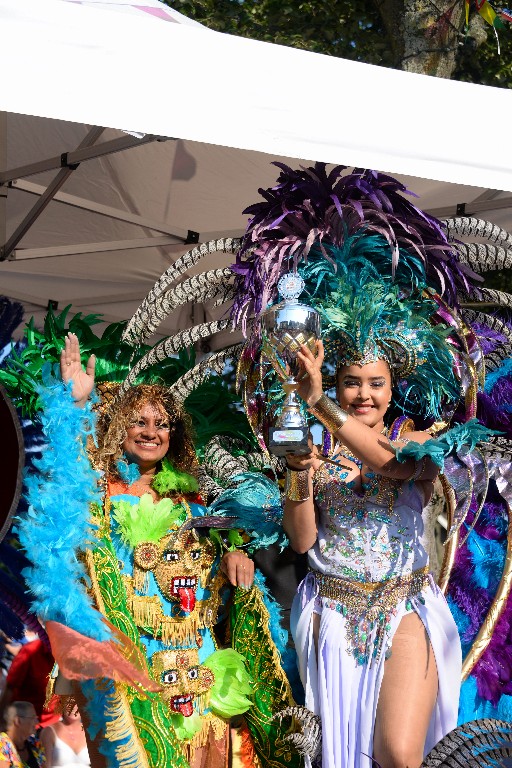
[3,120,512,269]
[0,127,192,261]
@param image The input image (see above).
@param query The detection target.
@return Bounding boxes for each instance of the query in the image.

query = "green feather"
[204,648,253,718]
[111,494,188,547]
[169,711,202,741]
[152,458,199,495]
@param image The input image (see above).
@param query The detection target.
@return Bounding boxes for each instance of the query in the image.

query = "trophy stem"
[276,383,307,430]
[260,272,320,455]
[282,379,299,395]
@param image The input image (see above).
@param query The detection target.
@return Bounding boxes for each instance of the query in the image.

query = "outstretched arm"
[282,443,321,554]
[296,342,438,482]
[59,332,96,408]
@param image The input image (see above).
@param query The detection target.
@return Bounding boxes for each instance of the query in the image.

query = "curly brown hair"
[90,384,197,479]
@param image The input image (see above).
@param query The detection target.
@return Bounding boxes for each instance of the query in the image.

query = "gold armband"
[308,394,349,434]
[285,468,310,502]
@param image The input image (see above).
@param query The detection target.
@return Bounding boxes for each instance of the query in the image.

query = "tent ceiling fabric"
[1,0,512,343]
[1,0,512,191]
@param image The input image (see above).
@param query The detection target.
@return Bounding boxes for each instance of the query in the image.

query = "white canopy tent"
[1,0,512,345]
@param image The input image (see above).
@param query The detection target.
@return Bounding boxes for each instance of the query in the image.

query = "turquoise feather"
[208,473,287,552]
[20,368,110,641]
[394,419,498,471]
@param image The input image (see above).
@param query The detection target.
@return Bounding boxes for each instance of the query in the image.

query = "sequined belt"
[311,566,431,665]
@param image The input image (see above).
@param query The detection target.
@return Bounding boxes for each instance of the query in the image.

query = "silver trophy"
[261,272,321,456]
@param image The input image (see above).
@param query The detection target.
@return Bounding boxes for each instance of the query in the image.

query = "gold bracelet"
[308,394,349,434]
[285,468,310,502]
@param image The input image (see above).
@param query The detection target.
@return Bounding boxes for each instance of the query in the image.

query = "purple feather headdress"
[230,163,477,332]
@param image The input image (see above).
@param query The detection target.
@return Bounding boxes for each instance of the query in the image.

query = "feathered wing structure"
[122,237,240,345]
[7,163,512,749]
[421,718,512,767]
[118,319,231,394]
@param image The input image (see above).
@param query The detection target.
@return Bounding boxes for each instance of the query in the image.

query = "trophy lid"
[277,272,305,302]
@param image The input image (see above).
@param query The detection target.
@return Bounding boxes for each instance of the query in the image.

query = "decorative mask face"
[133,528,215,614]
[152,648,215,717]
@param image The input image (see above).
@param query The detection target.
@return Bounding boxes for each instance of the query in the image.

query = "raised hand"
[286,436,322,472]
[59,332,96,407]
[296,340,324,406]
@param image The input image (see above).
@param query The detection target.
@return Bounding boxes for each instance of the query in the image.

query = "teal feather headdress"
[309,257,461,421]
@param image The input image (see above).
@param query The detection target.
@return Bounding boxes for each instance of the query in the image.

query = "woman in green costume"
[29,332,254,768]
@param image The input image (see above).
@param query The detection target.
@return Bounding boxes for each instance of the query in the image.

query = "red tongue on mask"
[177,699,194,717]
[178,587,196,613]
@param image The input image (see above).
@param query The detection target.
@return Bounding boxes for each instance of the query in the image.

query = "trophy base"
[268,426,310,457]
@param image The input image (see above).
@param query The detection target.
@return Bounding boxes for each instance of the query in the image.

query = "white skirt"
[291,573,462,768]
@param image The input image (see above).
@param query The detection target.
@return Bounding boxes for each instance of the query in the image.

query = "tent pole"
[0,132,164,185]
[0,130,167,261]
[427,195,512,220]
[9,179,190,240]
[0,112,6,249]
[0,125,103,261]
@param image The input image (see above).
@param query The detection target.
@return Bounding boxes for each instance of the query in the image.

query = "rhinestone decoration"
[277,272,305,301]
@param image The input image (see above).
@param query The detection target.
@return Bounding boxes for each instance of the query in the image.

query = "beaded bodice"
[308,460,429,583]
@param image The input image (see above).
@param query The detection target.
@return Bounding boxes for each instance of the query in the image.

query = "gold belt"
[314,565,430,616]
[311,566,431,665]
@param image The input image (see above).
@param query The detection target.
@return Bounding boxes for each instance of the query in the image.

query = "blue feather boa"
[19,368,110,641]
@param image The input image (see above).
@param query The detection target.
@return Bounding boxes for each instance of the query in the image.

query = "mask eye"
[190,550,201,561]
[164,551,179,562]
[187,667,198,680]
[162,670,178,684]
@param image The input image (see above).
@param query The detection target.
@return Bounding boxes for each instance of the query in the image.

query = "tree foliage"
[454,19,512,87]
[169,0,512,86]
[171,0,389,64]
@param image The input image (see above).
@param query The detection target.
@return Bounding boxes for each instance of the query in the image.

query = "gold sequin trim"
[313,566,430,665]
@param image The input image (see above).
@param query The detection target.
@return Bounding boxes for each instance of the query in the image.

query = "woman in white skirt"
[284,338,462,768]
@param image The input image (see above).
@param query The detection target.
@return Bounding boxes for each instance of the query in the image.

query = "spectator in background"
[0,640,55,729]
[40,708,89,768]
[0,701,46,768]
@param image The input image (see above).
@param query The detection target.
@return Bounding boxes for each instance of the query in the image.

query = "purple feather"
[1,583,51,649]
[478,381,512,440]
[475,605,512,704]
[471,322,507,355]
[230,163,477,331]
